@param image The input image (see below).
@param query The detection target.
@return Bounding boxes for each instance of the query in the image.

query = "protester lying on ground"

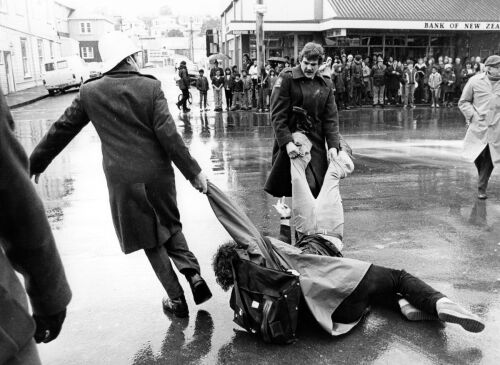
[210,132,485,338]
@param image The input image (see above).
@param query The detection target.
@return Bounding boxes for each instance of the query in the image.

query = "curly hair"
[212,241,239,291]
[299,42,324,63]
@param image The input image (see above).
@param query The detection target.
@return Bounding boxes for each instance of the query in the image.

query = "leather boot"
[187,274,212,305]
[162,295,189,318]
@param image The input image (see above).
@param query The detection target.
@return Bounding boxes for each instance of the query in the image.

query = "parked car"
[42,56,90,95]
[87,62,103,79]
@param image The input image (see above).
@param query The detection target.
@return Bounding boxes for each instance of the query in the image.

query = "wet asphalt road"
[11,68,500,365]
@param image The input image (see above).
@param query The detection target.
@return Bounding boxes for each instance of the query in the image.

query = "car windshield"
[45,63,55,72]
[57,60,68,69]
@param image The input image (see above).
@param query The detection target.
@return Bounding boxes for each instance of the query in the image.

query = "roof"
[327,0,500,21]
[68,9,115,23]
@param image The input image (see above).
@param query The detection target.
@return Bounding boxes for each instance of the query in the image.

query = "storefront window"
[407,36,428,47]
[369,36,383,45]
[385,36,406,46]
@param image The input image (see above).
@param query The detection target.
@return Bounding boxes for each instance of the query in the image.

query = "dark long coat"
[0,90,71,363]
[30,65,201,254]
[264,66,340,197]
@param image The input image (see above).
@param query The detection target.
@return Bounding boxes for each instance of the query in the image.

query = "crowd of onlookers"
[194,51,488,112]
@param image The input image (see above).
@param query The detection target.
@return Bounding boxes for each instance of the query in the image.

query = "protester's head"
[285,62,290,68]
[364,57,370,64]
[242,69,247,77]
[269,69,276,76]
[98,31,141,73]
[475,56,482,64]
[199,69,204,75]
[299,42,324,79]
[243,53,250,63]
[216,69,221,76]
[388,56,394,63]
[253,59,257,66]
[444,63,452,71]
[455,57,461,64]
[225,67,231,75]
[444,56,450,64]
[418,58,424,64]
[438,56,444,64]
[347,54,353,62]
[428,57,435,65]
[232,65,238,73]
[180,60,186,67]
[485,55,500,77]
[214,60,219,66]
[212,241,239,291]
[407,61,414,69]
[355,54,362,62]
[432,66,437,73]
[473,62,481,72]
[234,73,241,81]
[377,56,383,65]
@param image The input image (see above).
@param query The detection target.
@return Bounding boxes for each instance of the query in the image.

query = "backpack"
[230,239,301,344]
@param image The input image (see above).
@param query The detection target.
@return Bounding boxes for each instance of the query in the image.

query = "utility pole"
[189,17,194,62]
[255,0,265,75]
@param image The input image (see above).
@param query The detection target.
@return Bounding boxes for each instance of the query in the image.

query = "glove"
[33,309,67,344]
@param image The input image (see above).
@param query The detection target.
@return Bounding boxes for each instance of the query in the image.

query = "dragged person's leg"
[290,132,316,236]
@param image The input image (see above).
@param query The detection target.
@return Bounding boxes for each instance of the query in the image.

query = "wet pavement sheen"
[10,69,500,365]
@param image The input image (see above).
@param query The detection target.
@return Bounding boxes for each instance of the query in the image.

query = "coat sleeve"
[321,88,340,150]
[152,83,201,180]
[29,92,90,175]
[270,73,294,149]
[0,92,71,316]
[458,78,475,121]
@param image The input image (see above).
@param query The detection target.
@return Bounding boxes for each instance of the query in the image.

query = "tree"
[159,5,172,16]
[200,16,220,36]
[167,29,184,37]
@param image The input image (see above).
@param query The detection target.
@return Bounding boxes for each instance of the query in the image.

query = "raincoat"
[1,91,71,363]
[30,66,201,254]
[207,182,370,336]
[459,72,500,166]
[265,66,340,198]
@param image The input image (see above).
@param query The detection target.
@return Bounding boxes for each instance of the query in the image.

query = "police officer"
[264,42,340,198]
[29,32,211,318]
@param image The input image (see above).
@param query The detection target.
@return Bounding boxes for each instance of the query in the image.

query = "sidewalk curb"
[8,94,50,109]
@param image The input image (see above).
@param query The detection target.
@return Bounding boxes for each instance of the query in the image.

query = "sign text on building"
[424,22,500,30]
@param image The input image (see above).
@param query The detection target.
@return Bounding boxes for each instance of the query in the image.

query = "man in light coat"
[459,55,500,199]
[29,32,211,318]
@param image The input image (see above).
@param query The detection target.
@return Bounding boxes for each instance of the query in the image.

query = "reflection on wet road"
[11,76,500,364]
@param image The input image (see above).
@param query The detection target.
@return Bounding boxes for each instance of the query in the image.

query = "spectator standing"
[230,73,243,110]
[475,56,485,72]
[211,69,224,112]
[453,57,464,101]
[461,62,475,91]
[424,58,436,103]
[371,56,388,107]
[242,53,252,73]
[196,69,209,112]
[223,67,234,110]
[428,66,442,107]
[387,60,401,105]
[241,69,253,110]
[209,60,224,79]
[362,57,372,103]
[257,67,269,112]
[403,61,418,108]
[350,55,364,107]
[248,59,259,106]
[415,58,427,103]
[442,64,456,107]
[459,55,500,199]
[344,54,354,108]
[268,69,278,105]
[333,63,346,110]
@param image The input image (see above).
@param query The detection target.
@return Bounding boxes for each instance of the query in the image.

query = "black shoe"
[478,193,487,200]
[162,296,189,318]
[187,274,212,305]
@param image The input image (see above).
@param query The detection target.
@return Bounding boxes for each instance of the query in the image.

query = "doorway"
[3,52,15,93]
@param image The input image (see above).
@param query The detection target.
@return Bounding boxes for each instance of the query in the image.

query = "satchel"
[230,241,301,344]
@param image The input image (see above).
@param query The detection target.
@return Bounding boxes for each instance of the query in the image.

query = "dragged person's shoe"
[436,298,485,333]
[399,299,439,321]
[477,192,487,200]
[163,295,189,318]
[187,274,212,305]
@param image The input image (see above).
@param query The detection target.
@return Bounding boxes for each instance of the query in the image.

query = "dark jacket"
[232,79,243,92]
[386,65,402,90]
[224,75,234,90]
[371,64,388,87]
[212,75,224,88]
[265,66,340,197]
[196,75,209,92]
[29,66,201,254]
[0,91,71,363]
[178,65,190,90]
[210,66,224,79]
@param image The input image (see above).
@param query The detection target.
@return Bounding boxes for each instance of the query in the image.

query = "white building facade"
[0,0,64,94]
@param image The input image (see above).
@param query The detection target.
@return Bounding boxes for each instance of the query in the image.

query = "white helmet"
[98,31,140,73]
